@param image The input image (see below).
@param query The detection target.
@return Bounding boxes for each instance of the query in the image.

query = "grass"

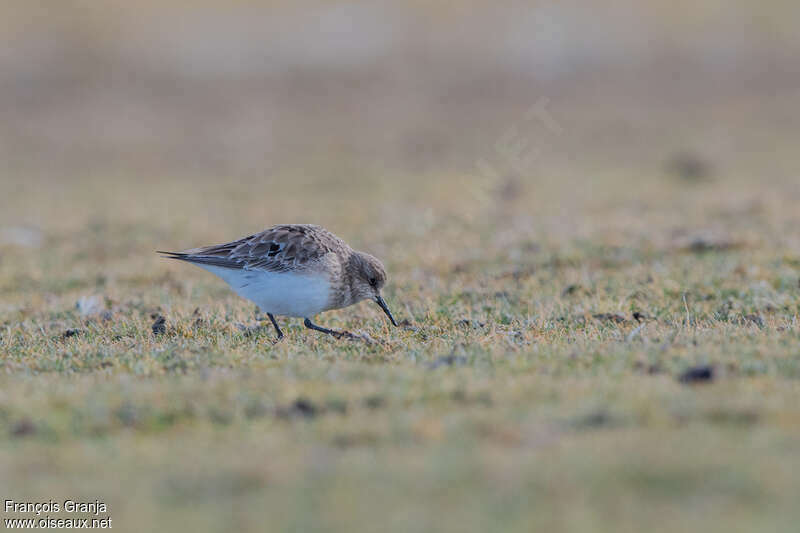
[2,139,800,531]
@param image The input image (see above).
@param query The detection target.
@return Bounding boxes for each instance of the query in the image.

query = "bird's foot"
[330,329,358,340]
[303,318,380,344]
[333,329,383,345]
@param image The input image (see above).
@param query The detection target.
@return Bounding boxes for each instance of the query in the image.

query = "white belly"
[198,265,331,317]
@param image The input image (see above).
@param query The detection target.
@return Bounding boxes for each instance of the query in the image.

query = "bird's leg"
[303,317,355,339]
[267,313,284,341]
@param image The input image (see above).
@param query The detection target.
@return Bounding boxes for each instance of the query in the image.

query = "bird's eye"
[369,277,377,286]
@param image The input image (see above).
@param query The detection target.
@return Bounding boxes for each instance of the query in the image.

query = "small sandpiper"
[159,224,397,340]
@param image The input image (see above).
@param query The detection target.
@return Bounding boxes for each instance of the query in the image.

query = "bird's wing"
[159,224,347,273]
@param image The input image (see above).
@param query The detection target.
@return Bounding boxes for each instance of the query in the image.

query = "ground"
[2,142,799,531]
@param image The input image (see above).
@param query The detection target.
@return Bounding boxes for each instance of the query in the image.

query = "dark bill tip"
[375,295,398,327]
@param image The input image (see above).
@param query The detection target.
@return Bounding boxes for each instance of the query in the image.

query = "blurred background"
[2,1,798,189]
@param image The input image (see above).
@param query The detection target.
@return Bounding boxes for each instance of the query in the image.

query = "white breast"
[197,265,331,317]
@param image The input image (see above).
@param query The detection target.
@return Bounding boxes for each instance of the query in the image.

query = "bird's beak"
[374,295,398,327]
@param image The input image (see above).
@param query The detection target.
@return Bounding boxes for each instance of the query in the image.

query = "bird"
[158,224,397,341]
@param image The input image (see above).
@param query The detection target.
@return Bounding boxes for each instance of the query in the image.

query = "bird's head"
[348,251,397,326]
